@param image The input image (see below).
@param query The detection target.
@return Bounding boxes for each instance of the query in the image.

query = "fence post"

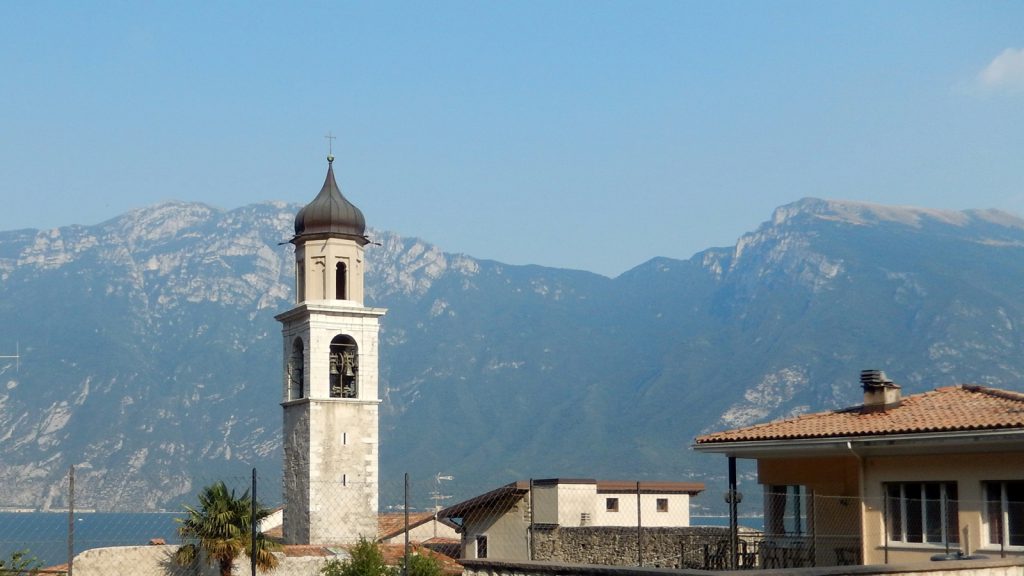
[251,468,258,576]
[882,492,889,564]
[636,481,642,567]
[728,456,738,571]
[529,478,535,561]
[67,465,75,576]
[404,473,410,576]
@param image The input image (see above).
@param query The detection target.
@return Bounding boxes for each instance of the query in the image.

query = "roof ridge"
[963,384,1024,403]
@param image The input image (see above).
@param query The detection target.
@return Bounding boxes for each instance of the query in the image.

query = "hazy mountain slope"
[1,197,1023,510]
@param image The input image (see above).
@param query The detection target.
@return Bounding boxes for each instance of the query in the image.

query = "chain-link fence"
[4,473,1024,575]
[0,467,463,576]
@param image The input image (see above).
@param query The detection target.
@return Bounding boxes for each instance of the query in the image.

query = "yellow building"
[694,370,1024,567]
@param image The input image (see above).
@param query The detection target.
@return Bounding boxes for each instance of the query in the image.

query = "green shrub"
[401,551,444,576]
[0,550,42,576]
[321,538,396,576]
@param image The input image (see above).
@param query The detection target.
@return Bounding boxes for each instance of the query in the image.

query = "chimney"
[861,369,901,412]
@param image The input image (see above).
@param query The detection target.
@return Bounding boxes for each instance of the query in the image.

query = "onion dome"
[292,155,368,244]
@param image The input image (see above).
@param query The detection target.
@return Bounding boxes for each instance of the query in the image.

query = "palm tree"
[174,481,280,576]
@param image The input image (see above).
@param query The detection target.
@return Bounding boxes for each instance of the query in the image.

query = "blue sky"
[2,2,1023,277]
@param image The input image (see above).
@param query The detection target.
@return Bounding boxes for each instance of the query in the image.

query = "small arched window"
[287,338,304,400]
[336,262,348,300]
[328,335,358,398]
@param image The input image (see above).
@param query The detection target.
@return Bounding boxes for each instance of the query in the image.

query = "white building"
[277,155,386,545]
[439,478,704,561]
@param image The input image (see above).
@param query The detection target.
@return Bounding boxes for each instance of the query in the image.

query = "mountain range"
[1,197,1023,513]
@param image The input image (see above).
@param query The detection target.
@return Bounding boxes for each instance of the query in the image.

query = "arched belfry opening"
[336,261,348,300]
[329,335,358,398]
[287,338,304,400]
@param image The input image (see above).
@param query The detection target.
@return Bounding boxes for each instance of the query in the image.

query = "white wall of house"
[462,498,531,560]
[593,492,690,527]
[555,483,598,526]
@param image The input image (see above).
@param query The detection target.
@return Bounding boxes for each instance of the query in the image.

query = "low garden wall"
[461,557,1024,576]
[531,525,760,569]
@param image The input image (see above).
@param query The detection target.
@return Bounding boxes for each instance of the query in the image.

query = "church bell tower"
[277,154,385,545]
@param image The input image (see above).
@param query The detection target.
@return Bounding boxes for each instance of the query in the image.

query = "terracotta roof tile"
[378,512,436,540]
[380,543,463,575]
[281,544,336,557]
[695,385,1024,444]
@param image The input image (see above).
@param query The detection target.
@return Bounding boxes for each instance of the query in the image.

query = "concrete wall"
[70,545,333,576]
[460,557,1024,576]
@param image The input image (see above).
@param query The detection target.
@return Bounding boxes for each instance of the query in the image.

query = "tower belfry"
[277,155,385,545]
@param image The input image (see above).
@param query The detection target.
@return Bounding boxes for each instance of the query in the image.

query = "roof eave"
[692,427,1024,459]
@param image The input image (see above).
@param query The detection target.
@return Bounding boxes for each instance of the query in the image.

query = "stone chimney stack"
[861,369,901,412]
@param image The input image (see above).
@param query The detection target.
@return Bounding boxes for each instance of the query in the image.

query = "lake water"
[0,512,182,568]
[692,516,764,531]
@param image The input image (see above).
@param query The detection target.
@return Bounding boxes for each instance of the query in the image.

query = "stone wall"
[530,525,760,569]
[462,557,1024,576]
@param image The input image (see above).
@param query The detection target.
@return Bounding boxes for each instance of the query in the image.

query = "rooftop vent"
[861,369,901,412]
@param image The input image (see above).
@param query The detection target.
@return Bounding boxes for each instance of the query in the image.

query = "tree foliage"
[321,539,446,576]
[321,538,395,576]
[0,549,41,576]
[173,481,279,576]
[401,551,445,576]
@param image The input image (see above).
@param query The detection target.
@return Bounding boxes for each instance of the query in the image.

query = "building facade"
[277,155,386,545]
[695,370,1024,567]
[438,478,704,562]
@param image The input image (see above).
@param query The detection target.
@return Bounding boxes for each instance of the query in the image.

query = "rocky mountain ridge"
[1,197,1023,511]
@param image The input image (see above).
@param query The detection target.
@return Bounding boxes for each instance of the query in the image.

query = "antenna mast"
[0,342,20,373]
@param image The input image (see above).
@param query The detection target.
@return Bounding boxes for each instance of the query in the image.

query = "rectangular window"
[885,482,958,545]
[657,498,669,512]
[766,485,810,535]
[984,480,1024,547]
[606,497,619,512]
[475,535,488,559]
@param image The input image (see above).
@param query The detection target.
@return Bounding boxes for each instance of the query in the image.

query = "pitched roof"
[438,478,704,520]
[378,511,439,541]
[437,481,530,519]
[595,480,704,494]
[379,543,463,575]
[695,385,1024,445]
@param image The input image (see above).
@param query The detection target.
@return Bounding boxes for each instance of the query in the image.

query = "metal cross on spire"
[325,132,337,160]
